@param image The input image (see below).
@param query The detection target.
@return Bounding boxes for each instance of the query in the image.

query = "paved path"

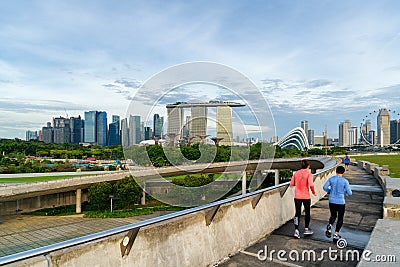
[219,165,384,267]
[0,211,174,257]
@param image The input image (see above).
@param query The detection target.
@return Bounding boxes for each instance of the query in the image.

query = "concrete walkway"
[219,165,384,267]
[0,211,174,257]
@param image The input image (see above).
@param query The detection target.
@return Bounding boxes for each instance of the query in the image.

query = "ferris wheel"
[360,109,400,145]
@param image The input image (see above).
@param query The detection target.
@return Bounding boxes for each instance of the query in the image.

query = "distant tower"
[216,106,233,146]
[339,120,351,146]
[70,115,83,144]
[377,108,390,147]
[348,126,358,146]
[167,107,184,141]
[129,115,141,145]
[307,129,314,146]
[96,111,108,146]
[84,111,97,143]
[390,119,400,144]
[301,120,308,134]
[190,107,207,141]
[53,116,71,144]
[108,115,120,146]
[121,118,129,147]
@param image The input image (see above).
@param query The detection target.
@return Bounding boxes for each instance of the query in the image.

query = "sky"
[1,0,400,140]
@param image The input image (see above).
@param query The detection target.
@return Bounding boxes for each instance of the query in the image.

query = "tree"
[115,176,142,209]
[88,182,113,210]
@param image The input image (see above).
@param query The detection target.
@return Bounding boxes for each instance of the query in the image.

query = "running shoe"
[304,229,314,235]
[333,233,341,240]
[325,224,332,238]
[294,229,300,239]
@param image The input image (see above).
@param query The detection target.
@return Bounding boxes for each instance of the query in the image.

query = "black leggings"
[329,203,346,232]
[294,199,311,230]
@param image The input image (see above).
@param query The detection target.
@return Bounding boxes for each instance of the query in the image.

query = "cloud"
[0,98,88,113]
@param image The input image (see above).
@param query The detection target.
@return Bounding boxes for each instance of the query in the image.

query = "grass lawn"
[0,174,95,183]
[352,154,400,178]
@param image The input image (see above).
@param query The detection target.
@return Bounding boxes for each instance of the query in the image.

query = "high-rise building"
[301,120,308,134]
[339,120,351,146]
[108,115,120,146]
[144,126,152,140]
[129,115,141,145]
[183,115,191,138]
[390,119,400,144]
[216,106,233,146]
[121,118,129,147]
[190,107,207,140]
[42,122,53,143]
[167,107,184,139]
[154,115,164,138]
[361,120,371,144]
[369,130,376,145]
[348,126,358,146]
[96,111,108,146]
[307,129,314,146]
[153,114,159,138]
[70,116,83,144]
[84,111,97,143]
[25,130,39,141]
[377,108,390,146]
[53,116,71,144]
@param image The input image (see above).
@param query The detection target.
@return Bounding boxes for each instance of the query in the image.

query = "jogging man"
[323,165,352,240]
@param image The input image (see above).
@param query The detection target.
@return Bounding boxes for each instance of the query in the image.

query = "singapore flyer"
[360,109,400,146]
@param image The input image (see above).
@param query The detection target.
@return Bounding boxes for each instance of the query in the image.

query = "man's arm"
[345,180,352,196]
[323,179,331,193]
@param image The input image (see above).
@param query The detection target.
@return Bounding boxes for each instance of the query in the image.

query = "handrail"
[0,156,338,266]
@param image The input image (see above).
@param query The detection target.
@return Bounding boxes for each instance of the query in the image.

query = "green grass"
[0,174,95,183]
[352,154,400,178]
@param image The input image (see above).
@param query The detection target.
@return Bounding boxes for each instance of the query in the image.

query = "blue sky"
[1,0,400,140]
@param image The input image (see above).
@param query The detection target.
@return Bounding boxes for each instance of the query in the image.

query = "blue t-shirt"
[323,175,352,205]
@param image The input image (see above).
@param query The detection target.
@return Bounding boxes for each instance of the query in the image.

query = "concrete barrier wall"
[13,168,336,267]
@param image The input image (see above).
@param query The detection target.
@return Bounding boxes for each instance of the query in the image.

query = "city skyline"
[1,1,400,139]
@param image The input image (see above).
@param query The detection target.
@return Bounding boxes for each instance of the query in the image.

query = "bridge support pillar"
[76,189,82,214]
[242,171,247,195]
[141,185,146,205]
[274,170,279,185]
[255,170,262,189]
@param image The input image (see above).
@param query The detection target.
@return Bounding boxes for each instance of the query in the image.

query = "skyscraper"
[84,111,97,143]
[190,107,207,140]
[216,106,233,146]
[348,126,358,146]
[108,115,120,146]
[121,118,129,147]
[361,120,371,144]
[390,119,400,144]
[301,120,308,134]
[307,129,314,146]
[377,108,390,146]
[42,122,53,143]
[338,120,351,146]
[154,115,164,138]
[167,107,184,139]
[70,116,83,144]
[129,115,141,145]
[144,126,152,140]
[96,111,108,146]
[153,114,159,138]
[25,130,39,141]
[53,117,71,144]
